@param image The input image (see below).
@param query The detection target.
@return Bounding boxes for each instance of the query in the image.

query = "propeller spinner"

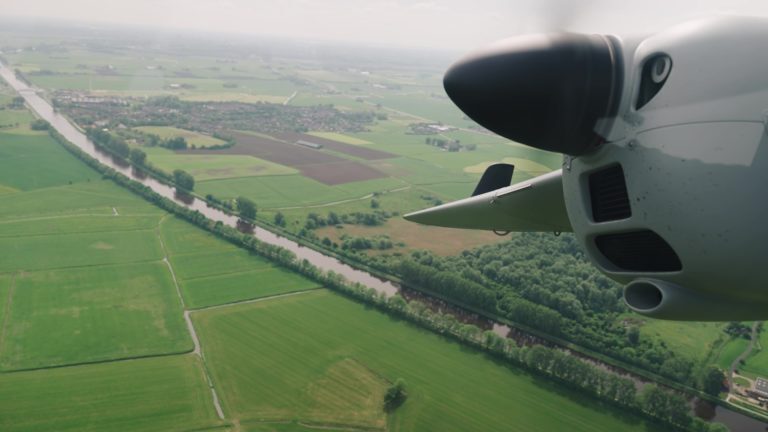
[443,33,623,156]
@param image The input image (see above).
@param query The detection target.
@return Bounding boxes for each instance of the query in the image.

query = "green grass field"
[0,213,161,238]
[0,108,36,129]
[194,290,661,432]
[464,157,554,177]
[135,126,227,148]
[0,355,223,432]
[741,330,768,377]
[180,268,318,309]
[635,318,727,364]
[161,216,318,309]
[0,180,164,220]
[154,215,233,255]
[243,422,347,432]
[0,273,12,333]
[0,261,190,370]
[199,174,410,209]
[25,72,300,99]
[0,129,97,191]
[144,150,297,181]
[734,376,751,387]
[716,337,750,370]
[0,229,163,272]
[307,131,372,145]
[197,175,403,208]
[169,249,273,280]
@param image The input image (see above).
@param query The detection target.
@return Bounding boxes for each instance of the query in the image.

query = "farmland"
[1,261,190,370]
[0,107,315,428]
[0,356,223,432]
[631,317,728,367]
[185,130,390,185]
[1,32,564,255]
[135,126,227,148]
[739,328,768,377]
[0,25,752,431]
[143,147,298,181]
[316,218,508,257]
[0,92,680,431]
[193,289,659,431]
[160,217,320,309]
[0,129,96,191]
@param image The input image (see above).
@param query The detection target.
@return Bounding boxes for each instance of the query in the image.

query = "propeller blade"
[404,170,571,233]
[443,33,623,156]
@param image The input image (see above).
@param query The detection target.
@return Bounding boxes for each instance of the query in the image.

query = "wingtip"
[402,209,425,224]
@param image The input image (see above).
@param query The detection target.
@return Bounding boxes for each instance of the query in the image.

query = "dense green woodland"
[396,233,712,388]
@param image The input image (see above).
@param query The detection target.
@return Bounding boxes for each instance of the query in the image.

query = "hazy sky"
[5,0,768,50]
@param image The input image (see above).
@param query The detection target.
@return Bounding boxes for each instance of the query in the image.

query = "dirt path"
[191,290,316,313]
[362,99,497,139]
[156,218,224,420]
[0,212,159,225]
[0,273,17,357]
[283,90,298,105]
[154,218,320,421]
[272,186,410,211]
[729,322,761,389]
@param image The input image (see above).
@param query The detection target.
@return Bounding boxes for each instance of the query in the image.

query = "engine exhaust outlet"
[624,280,663,311]
[623,278,768,321]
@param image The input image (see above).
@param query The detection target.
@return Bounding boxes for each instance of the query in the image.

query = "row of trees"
[173,169,195,192]
[303,210,391,230]
[424,137,477,152]
[87,128,130,159]
[236,196,256,219]
[337,234,393,251]
[30,119,50,130]
[86,127,196,192]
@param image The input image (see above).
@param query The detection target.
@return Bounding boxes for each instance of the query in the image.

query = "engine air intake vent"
[595,230,682,272]
[589,165,631,222]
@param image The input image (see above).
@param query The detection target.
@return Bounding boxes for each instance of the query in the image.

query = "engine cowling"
[405,16,768,321]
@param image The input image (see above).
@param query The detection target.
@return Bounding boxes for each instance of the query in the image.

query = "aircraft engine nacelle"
[405,16,768,321]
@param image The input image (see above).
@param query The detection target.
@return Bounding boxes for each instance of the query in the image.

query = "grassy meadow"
[135,126,227,148]
[632,318,728,366]
[0,128,96,191]
[0,108,316,428]
[2,38,566,257]
[1,30,752,430]
[142,147,298,181]
[0,261,190,370]
[161,217,319,309]
[716,337,750,371]
[740,329,768,377]
[0,102,667,432]
[0,355,223,432]
[194,290,662,432]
